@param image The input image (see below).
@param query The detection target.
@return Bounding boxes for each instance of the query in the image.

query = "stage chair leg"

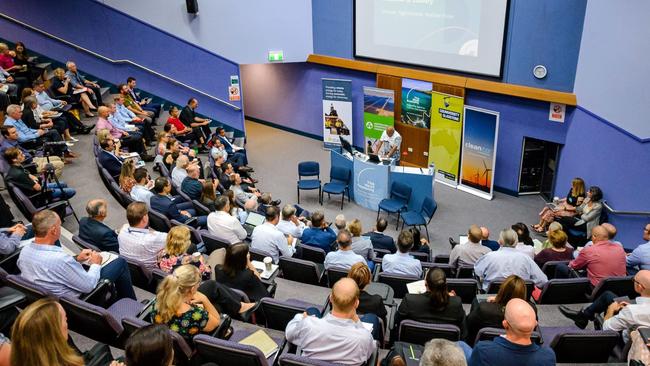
[297,186,300,204]
[424,225,430,242]
[396,212,401,230]
[376,208,380,221]
[340,193,344,210]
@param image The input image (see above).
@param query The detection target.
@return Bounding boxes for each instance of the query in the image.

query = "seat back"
[9,184,39,219]
[279,257,322,286]
[537,278,591,304]
[0,249,21,275]
[410,251,429,262]
[6,274,51,304]
[373,248,391,258]
[455,265,475,278]
[124,257,153,291]
[550,330,620,363]
[151,268,170,292]
[475,327,542,345]
[590,275,636,300]
[487,279,535,300]
[421,262,453,277]
[199,230,230,254]
[148,210,172,232]
[194,334,268,366]
[390,181,412,204]
[421,197,437,222]
[326,267,349,288]
[299,244,327,264]
[377,273,420,298]
[398,320,460,345]
[192,199,211,216]
[60,295,123,345]
[540,260,570,279]
[298,161,320,179]
[157,162,171,178]
[72,235,101,252]
[108,181,126,207]
[433,254,450,263]
[446,278,479,304]
[279,354,339,366]
[260,298,317,332]
[330,166,350,184]
[249,247,272,262]
[122,317,194,364]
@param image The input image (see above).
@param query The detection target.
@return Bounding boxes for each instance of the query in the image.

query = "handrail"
[603,201,650,216]
[0,12,241,111]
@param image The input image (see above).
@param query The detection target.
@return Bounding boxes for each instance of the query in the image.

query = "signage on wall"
[229,75,240,101]
[549,102,565,123]
[268,50,284,62]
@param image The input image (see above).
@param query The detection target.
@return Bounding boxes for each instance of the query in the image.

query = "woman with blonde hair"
[347,262,387,323]
[51,67,96,117]
[11,297,85,366]
[347,219,375,269]
[533,177,586,233]
[152,265,259,342]
[119,158,137,194]
[157,226,212,280]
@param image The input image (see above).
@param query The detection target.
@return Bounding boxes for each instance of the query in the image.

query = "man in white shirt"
[276,204,307,238]
[251,206,295,263]
[449,225,491,267]
[207,196,247,244]
[117,202,167,270]
[285,278,376,365]
[374,127,402,161]
[381,230,422,278]
[171,155,191,188]
[332,214,346,236]
[130,167,154,207]
[324,230,367,271]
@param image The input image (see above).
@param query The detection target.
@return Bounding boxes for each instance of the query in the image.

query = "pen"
[409,345,416,360]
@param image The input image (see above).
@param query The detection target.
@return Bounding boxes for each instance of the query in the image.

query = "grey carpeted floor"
[1,115,623,364]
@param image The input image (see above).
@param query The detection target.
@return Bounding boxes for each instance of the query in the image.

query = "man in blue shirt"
[324,230,367,271]
[180,164,203,201]
[33,80,92,134]
[626,223,650,273]
[381,230,422,278]
[480,226,501,251]
[301,211,336,253]
[3,104,71,156]
[108,102,144,142]
[470,298,555,366]
[114,96,155,144]
[0,125,65,177]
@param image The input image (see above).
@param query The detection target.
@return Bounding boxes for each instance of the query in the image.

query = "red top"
[570,241,626,287]
[166,116,185,132]
[0,54,14,70]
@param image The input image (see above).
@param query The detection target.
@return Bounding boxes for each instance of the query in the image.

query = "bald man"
[470,299,555,366]
[561,270,650,338]
[480,226,500,251]
[180,164,203,201]
[556,225,626,287]
[78,199,119,252]
[450,225,491,267]
[285,278,376,365]
[374,126,402,161]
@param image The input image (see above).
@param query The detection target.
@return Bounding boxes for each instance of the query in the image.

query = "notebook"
[238,329,279,358]
[251,260,279,280]
[407,280,427,294]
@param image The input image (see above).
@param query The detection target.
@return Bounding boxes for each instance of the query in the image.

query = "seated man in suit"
[78,199,119,252]
[180,164,203,201]
[97,136,123,179]
[3,104,71,156]
[324,230,366,271]
[381,230,423,278]
[216,126,248,166]
[150,177,207,228]
[364,218,396,253]
[0,125,65,178]
[18,209,136,300]
[480,226,501,251]
[301,211,337,253]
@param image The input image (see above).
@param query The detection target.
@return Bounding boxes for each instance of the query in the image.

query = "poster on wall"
[548,102,566,123]
[428,92,464,186]
[322,79,353,149]
[229,75,240,101]
[363,87,395,154]
[401,78,432,129]
[458,106,500,200]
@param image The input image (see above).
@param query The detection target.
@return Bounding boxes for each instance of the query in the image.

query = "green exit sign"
[268,50,284,62]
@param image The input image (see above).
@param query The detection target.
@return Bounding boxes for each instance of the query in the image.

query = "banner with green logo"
[429,92,464,186]
[363,87,395,154]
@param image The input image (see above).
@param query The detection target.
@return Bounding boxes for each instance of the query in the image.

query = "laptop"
[243,212,265,237]
[367,153,381,164]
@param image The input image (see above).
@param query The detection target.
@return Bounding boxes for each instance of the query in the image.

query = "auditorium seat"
[398,320,460,345]
[589,275,637,301]
[540,260,570,280]
[72,234,101,252]
[192,199,212,216]
[297,161,321,204]
[455,264,475,278]
[194,333,280,366]
[433,254,450,263]
[377,272,420,298]
[199,230,230,254]
[536,278,591,304]
[148,209,173,232]
[321,166,351,209]
[446,278,479,304]
[249,247,273,262]
[487,279,535,300]
[279,257,324,286]
[279,354,340,366]
[260,298,327,332]
[325,267,349,288]
[124,256,154,292]
[298,244,327,264]
[421,262,454,277]
[544,328,620,363]
[122,316,195,366]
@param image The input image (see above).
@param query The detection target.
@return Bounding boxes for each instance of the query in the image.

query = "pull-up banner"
[458,106,500,200]
[363,87,395,154]
[428,92,464,186]
[322,79,352,149]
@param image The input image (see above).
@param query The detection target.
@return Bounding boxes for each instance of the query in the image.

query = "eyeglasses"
[634,278,645,288]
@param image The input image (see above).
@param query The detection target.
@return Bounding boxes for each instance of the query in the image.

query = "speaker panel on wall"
[186,0,199,14]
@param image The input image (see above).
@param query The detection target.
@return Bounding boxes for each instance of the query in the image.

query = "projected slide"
[355,0,508,76]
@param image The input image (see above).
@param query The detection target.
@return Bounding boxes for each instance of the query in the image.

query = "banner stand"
[322,79,353,150]
[363,87,395,154]
[429,92,464,187]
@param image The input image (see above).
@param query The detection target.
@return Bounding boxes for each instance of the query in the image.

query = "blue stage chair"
[321,166,351,209]
[297,161,321,204]
[377,181,412,229]
[399,196,437,240]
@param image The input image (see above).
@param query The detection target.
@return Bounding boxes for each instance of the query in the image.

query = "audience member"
[347,219,375,265]
[33,80,92,134]
[231,173,260,206]
[96,105,146,155]
[130,167,154,206]
[534,229,574,268]
[533,177,585,233]
[626,223,650,273]
[157,225,211,279]
[539,221,564,250]
[171,154,191,187]
[118,202,167,270]
[381,230,423,278]
[51,67,96,116]
[166,105,198,145]
[479,226,500,251]
[558,185,604,240]
[4,104,69,153]
[251,206,295,263]
[65,61,103,106]
[324,229,367,271]
[385,338,468,366]
[333,214,346,235]
[559,270,650,336]
[511,222,537,259]
[301,211,337,252]
[393,268,466,340]
[207,195,247,244]
[0,125,65,177]
[4,147,76,200]
[214,242,270,302]
[125,77,162,117]
[98,137,124,178]
[181,164,203,201]
[364,218,396,253]
[124,324,173,366]
[0,222,25,255]
[555,225,626,287]
[466,275,537,345]
[200,180,218,212]
[449,225,490,267]
[108,101,150,146]
[151,177,207,228]
[409,226,431,255]
[78,199,119,252]
[285,278,376,365]
[277,204,307,238]
[18,209,136,300]
[473,228,548,291]
[469,299,555,366]
[215,126,248,166]
[118,158,137,194]
[179,98,211,142]
[348,262,387,324]
[22,95,75,144]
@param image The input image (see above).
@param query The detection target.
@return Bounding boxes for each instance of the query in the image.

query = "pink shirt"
[0,54,14,70]
[96,117,122,139]
[570,241,626,287]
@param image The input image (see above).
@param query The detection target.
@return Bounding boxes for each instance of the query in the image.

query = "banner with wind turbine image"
[458,106,499,200]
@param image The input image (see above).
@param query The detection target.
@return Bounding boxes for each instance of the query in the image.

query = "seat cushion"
[379,199,407,213]
[107,298,144,322]
[297,179,321,190]
[322,181,346,194]
[401,210,426,225]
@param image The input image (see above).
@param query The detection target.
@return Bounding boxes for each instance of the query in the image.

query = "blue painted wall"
[555,107,650,249]
[98,0,314,64]
[0,0,245,131]
[312,0,586,92]
[574,0,650,139]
